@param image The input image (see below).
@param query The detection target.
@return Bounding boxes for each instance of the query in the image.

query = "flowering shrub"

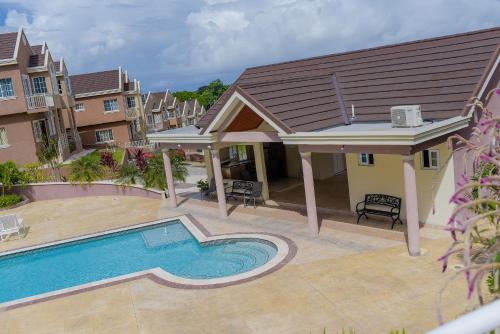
[100,151,118,172]
[437,88,499,322]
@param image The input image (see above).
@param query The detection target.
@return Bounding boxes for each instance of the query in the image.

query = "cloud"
[0,0,499,91]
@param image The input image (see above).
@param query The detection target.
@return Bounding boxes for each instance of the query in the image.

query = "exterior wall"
[0,113,45,165]
[78,121,130,148]
[9,182,164,201]
[73,92,127,127]
[285,145,343,181]
[0,65,26,115]
[346,142,455,226]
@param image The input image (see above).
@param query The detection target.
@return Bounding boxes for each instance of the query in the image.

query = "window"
[422,149,440,169]
[103,99,119,112]
[95,129,113,143]
[0,128,8,147]
[229,145,248,161]
[359,153,374,166]
[64,75,72,96]
[32,120,44,143]
[147,114,154,125]
[126,96,136,108]
[57,80,63,94]
[154,113,162,124]
[0,78,14,98]
[46,111,56,136]
[74,103,85,112]
[32,76,48,94]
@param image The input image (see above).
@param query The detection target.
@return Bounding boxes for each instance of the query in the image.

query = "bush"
[0,194,22,208]
[144,155,166,190]
[23,162,49,183]
[0,161,30,196]
[69,155,104,184]
[117,163,141,185]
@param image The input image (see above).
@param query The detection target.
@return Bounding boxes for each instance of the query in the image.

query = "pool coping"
[0,214,297,311]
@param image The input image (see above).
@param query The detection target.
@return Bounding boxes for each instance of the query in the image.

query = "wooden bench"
[356,194,403,229]
[225,180,263,208]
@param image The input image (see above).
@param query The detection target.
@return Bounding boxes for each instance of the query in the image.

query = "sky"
[0,0,499,92]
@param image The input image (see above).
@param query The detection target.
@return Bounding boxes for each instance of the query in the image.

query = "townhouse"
[142,90,205,133]
[69,68,145,148]
[0,28,81,166]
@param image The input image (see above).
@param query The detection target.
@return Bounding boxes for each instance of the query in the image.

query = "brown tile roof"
[124,81,135,91]
[70,69,120,95]
[0,32,18,60]
[29,54,44,67]
[31,44,43,55]
[145,91,165,112]
[54,61,61,71]
[199,27,500,133]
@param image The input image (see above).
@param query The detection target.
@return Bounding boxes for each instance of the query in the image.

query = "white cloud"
[1,0,499,91]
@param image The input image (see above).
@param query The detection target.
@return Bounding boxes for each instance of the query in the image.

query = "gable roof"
[199,27,500,133]
[145,91,165,112]
[70,69,120,95]
[0,32,18,60]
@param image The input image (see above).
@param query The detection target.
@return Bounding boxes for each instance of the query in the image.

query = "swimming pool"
[0,218,288,306]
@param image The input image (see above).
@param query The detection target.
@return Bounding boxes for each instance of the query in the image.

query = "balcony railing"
[125,107,139,119]
[26,93,54,110]
[125,139,155,150]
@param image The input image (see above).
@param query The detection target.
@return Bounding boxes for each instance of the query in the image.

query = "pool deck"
[0,196,467,333]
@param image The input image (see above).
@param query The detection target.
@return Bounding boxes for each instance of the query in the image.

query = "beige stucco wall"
[345,142,455,226]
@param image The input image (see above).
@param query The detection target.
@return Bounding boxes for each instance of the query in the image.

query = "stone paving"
[0,196,467,334]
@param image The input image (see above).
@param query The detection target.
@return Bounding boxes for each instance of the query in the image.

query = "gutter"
[280,115,471,146]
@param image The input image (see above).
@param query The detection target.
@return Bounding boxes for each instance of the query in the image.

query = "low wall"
[7,182,165,202]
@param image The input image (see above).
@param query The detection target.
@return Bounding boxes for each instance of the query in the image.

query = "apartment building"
[142,90,205,133]
[69,68,145,148]
[0,28,82,166]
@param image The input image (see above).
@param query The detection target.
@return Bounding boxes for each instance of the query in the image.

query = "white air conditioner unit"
[390,105,423,127]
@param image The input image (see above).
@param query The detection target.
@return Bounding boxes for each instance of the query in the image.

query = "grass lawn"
[89,148,125,165]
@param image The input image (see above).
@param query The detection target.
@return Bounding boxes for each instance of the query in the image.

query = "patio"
[0,196,467,333]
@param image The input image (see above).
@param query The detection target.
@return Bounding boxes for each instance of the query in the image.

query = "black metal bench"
[356,194,403,229]
[225,180,263,208]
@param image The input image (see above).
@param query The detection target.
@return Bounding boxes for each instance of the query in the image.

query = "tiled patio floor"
[0,196,466,333]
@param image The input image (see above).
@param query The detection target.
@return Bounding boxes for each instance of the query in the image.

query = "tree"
[117,163,141,185]
[69,155,104,184]
[0,161,29,197]
[144,154,167,190]
[38,137,62,181]
[173,79,229,110]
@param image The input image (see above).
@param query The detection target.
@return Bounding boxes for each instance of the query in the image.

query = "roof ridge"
[245,26,500,72]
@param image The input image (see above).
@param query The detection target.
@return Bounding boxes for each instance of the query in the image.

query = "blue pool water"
[0,221,277,303]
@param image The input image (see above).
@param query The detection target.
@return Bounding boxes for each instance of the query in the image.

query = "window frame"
[103,99,119,113]
[358,153,374,166]
[126,96,136,108]
[32,76,48,94]
[0,78,15,98]
[95,129,114,143]
[0,127,8,148]
[421,149,440,170]
[74,103,85,112]
[32,120,44,143]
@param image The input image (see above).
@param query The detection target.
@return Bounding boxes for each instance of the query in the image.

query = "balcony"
[25,93,54,111]
[125,107,139,120]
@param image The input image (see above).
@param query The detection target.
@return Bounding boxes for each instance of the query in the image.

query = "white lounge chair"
[0,214,24,241]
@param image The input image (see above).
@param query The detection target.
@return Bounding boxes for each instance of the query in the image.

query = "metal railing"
[125,139,155,149]
[26,93,54,110]
[427,299,500,334]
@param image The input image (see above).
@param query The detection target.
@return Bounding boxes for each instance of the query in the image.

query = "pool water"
[0,221,277,303]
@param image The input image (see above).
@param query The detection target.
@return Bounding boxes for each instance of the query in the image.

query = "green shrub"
[144,155,166,190]
[117,163,141,185]
[23,162,49,183]
[69,155,104,184]
[0,161,30,196]
[0,194,22,208]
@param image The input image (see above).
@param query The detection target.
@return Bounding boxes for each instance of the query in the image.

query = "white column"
[204,149,214,181]
[402,155,421,256]
[211,149,228,218]
[253,143,269,201]
[162,150,177,208]
[300,151,319,236]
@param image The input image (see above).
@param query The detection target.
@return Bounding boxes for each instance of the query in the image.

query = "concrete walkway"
[0,196,466,333]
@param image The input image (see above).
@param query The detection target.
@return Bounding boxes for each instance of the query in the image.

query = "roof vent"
[391,105,423,127]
